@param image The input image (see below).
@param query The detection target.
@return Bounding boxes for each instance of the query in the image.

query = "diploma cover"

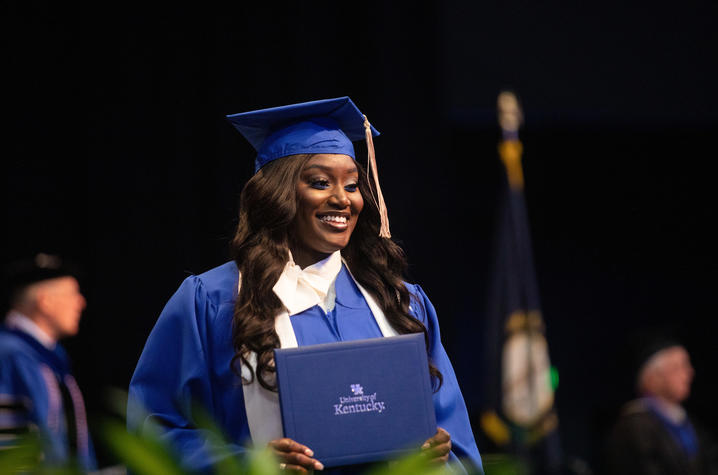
[274,333,436,467]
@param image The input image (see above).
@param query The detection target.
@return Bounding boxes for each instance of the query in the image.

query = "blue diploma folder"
[274,333,437,467]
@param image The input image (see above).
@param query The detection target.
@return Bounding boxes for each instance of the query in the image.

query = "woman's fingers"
[428,441,452,463]
[279,464,320,473]
[421,427,450,449]
[269,438,313,456]
[269,438,324,471]
[432,427,451,444]
[421,427,452,463]
[278,451,324,470]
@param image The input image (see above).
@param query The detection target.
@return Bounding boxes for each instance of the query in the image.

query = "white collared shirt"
[5,310,56,349]
[646,396,687,425]
[272,250,343,315]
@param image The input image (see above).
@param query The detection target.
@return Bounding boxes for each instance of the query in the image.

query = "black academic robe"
[604,399,718,475]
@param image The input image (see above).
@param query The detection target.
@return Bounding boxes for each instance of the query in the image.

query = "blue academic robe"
[129,261,482,474]
[0,327,96,471]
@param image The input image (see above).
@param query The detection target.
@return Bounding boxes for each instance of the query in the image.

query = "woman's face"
[290,154,364,268]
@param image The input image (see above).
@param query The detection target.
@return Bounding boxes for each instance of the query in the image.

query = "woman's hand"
[268,438,324,473]
[421,427,452,464]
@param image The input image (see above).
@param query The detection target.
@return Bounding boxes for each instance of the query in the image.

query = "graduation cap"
[626,328,685,391]
[3,253,82,308]
[635,336,683,371]
[226,97,390,238]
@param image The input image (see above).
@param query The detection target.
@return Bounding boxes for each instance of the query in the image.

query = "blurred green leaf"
[0,431,85,475]
[98,388,479,475]
[481,453,528,475]
[32,465,84,475]
[245,447,281,475]
[0,433,43,475]
[99,419,187,475]
[191,405,245,475]
[365,450,454,475]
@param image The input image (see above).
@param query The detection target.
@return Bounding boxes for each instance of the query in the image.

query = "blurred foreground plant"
[0,432,83,475]
[364,450,459,475]
[480,453,528,475]
[2,388,475,475]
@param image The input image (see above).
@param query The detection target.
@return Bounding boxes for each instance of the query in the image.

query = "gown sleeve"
[128,275,248,472]
[408,284,484,475]
[0,346,39,448]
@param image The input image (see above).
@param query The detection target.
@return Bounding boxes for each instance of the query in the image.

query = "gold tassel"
[363,115,391,238]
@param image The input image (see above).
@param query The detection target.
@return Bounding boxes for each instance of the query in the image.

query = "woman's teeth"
[319,215,347,224]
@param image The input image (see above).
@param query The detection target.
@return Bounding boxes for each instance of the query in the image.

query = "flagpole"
[493,91,562,474]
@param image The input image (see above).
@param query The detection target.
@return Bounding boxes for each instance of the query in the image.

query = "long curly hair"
[229,154,443,391]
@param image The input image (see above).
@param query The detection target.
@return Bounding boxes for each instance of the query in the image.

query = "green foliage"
[189,404,246,475]
[244,448,283,475]
[364,450,457,475]
[100,414,284,475]
[5,388,473,475]
[97,388,188,475]
[0,432,83,475]
[0,433,42,475]
[481,453,529,475]
[99,418,188,475]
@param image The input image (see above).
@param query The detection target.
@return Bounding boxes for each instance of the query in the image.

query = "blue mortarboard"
[226,97,380,172]
[226,97,391,238]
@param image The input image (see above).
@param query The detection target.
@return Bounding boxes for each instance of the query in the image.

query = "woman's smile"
[291,154,363,268]
[317,212,350,229]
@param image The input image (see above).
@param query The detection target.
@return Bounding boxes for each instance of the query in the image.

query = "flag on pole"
[479,91,562,475]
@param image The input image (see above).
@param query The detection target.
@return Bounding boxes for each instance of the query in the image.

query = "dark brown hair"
[230,154,442,391]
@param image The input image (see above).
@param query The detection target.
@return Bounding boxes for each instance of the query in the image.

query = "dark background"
[3,1,717,472]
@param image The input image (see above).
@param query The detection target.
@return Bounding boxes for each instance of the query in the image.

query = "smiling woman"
[292,154,364,267]
[128,97,483,474]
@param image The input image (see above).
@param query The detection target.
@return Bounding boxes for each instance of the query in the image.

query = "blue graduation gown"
[128,261,482,473]
[0,327,96,471]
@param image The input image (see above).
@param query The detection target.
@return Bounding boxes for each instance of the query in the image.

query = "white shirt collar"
[644,396,686,424]
[272,250,343,315]
[5,310,57,349]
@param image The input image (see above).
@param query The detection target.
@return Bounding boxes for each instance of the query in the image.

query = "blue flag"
[479,92,562,475]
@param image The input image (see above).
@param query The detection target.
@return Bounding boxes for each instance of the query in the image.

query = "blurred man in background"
[605,339,717,475]
[0,253,96,470]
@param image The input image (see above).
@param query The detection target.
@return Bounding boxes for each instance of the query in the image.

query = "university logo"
[334,383,386,416]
